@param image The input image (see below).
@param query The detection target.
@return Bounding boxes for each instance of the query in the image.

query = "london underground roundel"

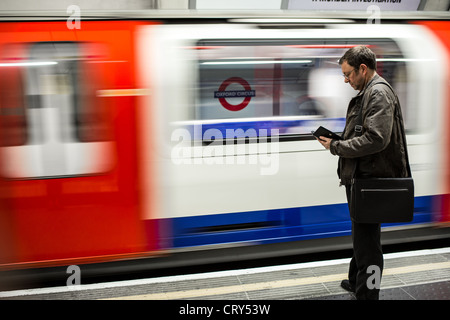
[214,77,255,112]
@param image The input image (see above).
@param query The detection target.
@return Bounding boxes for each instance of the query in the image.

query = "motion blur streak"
[0,15,448,285]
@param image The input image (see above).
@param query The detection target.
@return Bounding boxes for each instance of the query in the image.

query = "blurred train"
[0,12,450,273]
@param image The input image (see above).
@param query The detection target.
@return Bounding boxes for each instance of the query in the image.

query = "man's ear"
[360,63,368,75]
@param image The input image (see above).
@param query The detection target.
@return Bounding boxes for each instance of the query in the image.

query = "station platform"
[0,247,449,301]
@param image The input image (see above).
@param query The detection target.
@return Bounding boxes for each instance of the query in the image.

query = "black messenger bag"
[350,176,414,223]
[350,82,414,224]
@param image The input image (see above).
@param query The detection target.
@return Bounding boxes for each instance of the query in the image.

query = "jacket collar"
[356,73,380,98]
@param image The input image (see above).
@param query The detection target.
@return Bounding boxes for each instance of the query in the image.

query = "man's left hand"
[317,136,333,150]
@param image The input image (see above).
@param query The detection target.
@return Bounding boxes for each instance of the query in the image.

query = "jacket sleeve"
[330,88,394,159]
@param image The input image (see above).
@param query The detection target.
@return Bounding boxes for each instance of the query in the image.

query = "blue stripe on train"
[184,118,346,140]
[156,195,436,249]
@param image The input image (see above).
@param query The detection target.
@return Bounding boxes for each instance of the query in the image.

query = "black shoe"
[340,280,356,293]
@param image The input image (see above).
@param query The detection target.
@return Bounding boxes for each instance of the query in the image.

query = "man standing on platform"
[316,45,409,300]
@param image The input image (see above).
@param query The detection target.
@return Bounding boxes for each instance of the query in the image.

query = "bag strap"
[352,81,412,179]
[377,82,412,178]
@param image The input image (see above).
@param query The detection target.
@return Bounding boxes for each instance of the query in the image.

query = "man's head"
[339,45,377,91]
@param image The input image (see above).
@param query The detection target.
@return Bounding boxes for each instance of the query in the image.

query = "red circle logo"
[214,77,255,112]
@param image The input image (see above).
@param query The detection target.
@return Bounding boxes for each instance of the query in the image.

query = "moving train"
[0,11,449,273]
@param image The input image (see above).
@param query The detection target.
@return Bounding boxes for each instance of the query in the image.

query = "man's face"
[341,61,365,91]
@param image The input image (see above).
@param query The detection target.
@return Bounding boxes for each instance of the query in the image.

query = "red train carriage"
[0,20,159,269]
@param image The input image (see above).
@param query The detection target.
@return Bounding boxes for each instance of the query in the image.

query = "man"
[317,45,409,300]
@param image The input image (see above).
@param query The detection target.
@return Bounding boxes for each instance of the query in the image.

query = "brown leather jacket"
[330,74,409,186]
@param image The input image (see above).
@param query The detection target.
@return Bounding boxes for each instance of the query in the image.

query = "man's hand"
[316,136,333,150]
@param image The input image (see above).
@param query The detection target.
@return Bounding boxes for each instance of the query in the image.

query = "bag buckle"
[355,125,363,133]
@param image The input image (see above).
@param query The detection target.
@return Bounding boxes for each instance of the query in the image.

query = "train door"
[0,21,154,268]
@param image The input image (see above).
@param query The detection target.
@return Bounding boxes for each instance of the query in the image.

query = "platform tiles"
[0,247,449,300]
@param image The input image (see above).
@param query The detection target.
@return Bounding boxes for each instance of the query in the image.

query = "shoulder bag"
[350,82,414,224]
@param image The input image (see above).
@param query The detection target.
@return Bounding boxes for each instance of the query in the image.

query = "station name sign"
[288,0,421,11]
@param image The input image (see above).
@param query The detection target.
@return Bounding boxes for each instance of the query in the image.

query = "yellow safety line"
[102,261,450,300]
[384,261,450,275]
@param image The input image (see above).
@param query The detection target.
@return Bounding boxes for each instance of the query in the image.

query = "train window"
[194,39,409,142]
[0,60,27,146]
[27,42,110,144]
[0,42,111,147]
[0,42,113,178]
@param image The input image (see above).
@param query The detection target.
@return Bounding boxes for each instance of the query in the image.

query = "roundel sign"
[214,77,255,111]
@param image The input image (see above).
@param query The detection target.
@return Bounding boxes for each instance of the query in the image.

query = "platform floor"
[0,247,449,300]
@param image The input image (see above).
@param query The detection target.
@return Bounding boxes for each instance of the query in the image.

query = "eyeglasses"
[343,68,355,80]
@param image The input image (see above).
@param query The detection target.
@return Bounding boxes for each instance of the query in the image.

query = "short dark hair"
[339,45,377,71]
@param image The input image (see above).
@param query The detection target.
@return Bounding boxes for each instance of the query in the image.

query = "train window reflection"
[0,42,110,147]
[194,39,410,142]
[0,41,113,178]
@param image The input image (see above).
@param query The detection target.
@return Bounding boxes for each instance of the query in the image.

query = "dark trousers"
[346,186,383,300]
